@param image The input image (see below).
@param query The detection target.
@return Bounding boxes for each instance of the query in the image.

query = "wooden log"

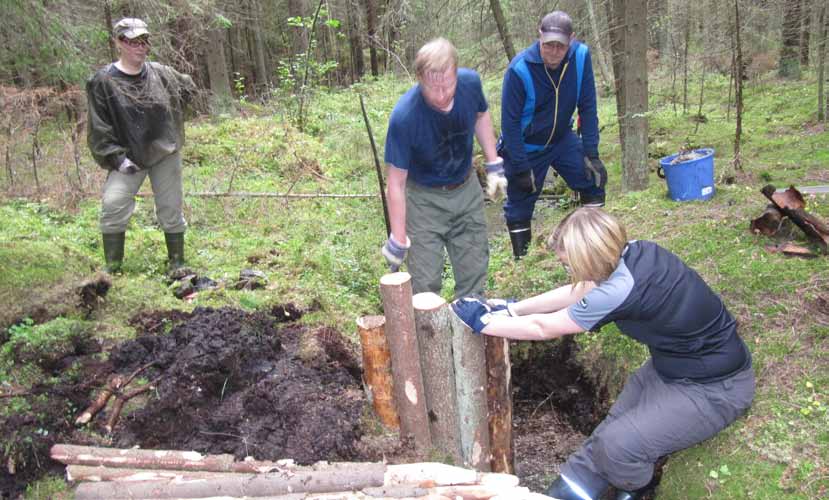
[449,313,492,472]
[384,462,477,486]
[412,293,462,465]
[762,185,829,250]
[72,462,386,499]
[750,204,784,236]
[51,444,237,471]
[356,315,399,429]
[379,272,432,452]
[66,465,245,482]
[485,336,513,474]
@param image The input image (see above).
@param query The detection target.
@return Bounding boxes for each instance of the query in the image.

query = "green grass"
[2,66,829,499]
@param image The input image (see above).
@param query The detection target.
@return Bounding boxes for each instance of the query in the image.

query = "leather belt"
[434,170,471,191]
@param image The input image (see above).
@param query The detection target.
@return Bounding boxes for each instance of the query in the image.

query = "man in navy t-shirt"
[381,38,502,298]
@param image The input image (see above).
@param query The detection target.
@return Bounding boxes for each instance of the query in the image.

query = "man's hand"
[381,235,410,272]
[487,298,518,317]
[451,297,493,334]
[117,158,140,175]
[583,156,607,189]
[485,157,507,199]
[511,169,536,194]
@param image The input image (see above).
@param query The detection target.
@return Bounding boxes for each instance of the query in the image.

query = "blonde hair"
[414,38,458,78]
[547,208,627,284]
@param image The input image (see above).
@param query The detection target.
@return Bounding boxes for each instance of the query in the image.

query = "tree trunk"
[379,272,432,452]
[249,0,270,91]
[346,0,365,82]
[620,0,649,192]
[485,336,512,474]
[683,2,691,113]
[449,312,491,471]
[585,0,612,91]
[412,293,462,464]
[364,0,380,76]
[356,315,399,429]
[734,0,745,170]
[489,0,515,63]
[606,0,627,152]
[781,0,803,78]
[204,27,233,108]
[103,0,116,62]
[802,0,813,67]
[818,2,827,122]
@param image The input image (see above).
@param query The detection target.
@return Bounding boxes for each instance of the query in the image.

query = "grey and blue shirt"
[567,240,751,383]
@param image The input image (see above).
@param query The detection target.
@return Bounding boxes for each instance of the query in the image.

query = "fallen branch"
[75,375,123,425]
[136,191,377,199]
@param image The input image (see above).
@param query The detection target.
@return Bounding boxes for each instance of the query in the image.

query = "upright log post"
[379,272,432,452]
[412,292,462,464]
[486,336,513,473]
[356,315,399,429]
[449,312,491,471]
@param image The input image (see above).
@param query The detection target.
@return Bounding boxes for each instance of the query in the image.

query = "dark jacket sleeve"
[85,73,126,170]
[577,48,600,158]
[500,67,530,175]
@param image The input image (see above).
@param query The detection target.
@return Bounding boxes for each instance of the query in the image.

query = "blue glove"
[487,298,518,317]
[451,297,494,334]
[485,157,507,199]
[381,235,410,272]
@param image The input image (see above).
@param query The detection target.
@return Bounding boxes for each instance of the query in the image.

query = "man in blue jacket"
[499,11,607,258]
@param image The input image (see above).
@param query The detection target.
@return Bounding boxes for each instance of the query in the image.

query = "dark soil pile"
[110,305,365,464]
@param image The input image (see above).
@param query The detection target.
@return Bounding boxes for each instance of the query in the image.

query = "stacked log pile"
[50,444,553,500]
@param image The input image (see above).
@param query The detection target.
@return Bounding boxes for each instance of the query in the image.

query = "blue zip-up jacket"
[500,41,599,174]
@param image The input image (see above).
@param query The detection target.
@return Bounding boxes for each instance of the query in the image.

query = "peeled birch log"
[412,292,462,464]
[356,315,399,429]
[485,336,513,474]
[448,312,491,472]
[51,444,236,472]
[379,272,432,452]
[72,462,386,499]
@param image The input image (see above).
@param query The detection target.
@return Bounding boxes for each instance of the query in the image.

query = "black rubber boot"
[164,232,186,272]
[544,475,604,500]
[507,220,532,259]
[102,232,125,274]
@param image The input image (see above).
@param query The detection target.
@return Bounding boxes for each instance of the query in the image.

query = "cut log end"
[380,271,412,286]
[412,292,447,311]
[356,315,386,329]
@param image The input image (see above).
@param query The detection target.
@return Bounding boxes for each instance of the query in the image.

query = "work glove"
[583,156,607,189]
[485,157,507,199]
[381,235,410,272]
[511,169,537,194]
[487,298,518,317]
[117,157,140,175]
[451,297,494,334]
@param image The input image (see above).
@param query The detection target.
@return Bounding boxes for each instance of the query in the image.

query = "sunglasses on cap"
[119,36,150,48]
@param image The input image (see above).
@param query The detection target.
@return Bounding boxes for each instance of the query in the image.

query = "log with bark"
[356,315,399,429]
[412,292,462,464]
[379,272,432,452]
[761,185,829,251]
[485,336,513,474]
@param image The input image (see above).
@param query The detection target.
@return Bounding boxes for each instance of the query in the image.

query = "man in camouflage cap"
[87,17,196,274]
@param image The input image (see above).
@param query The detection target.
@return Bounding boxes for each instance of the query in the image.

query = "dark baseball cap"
[114,18,150,39]
[539,11,572,45]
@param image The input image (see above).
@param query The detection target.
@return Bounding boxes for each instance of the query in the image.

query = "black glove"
[584,156,607,189]
[511,169,536,194]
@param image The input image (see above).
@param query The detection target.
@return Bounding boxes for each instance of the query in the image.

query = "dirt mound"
[110,306,366,464]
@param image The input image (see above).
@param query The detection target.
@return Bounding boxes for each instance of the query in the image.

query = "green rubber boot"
[102,232,125,274]
[164,232,186,273]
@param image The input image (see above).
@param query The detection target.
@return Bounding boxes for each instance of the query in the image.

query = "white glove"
[117,157,140,174]
[485,157,507,199]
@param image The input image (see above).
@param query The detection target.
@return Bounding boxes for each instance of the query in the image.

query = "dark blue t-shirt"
[384,68,488,187]
[567,240,751,383]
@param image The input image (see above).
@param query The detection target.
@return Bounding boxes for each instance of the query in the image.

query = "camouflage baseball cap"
[114,18,150,39]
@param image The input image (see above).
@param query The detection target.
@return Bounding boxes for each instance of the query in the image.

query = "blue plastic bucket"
[657,148,715,202]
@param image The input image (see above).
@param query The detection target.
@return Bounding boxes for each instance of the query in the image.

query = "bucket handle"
[656,165,665,179]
